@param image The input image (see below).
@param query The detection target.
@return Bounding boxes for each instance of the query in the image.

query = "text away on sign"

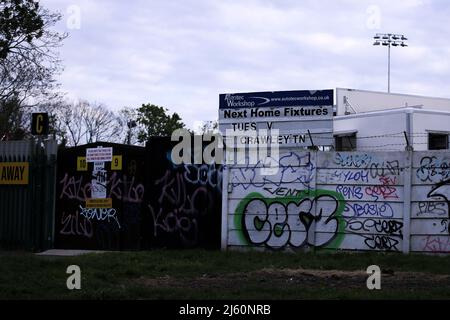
[0,162,29,185]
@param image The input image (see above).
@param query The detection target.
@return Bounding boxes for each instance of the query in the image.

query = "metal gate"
[0,139,57,251]
[143,137,222,249]
[54,142,145,250]
[54,139,222,250]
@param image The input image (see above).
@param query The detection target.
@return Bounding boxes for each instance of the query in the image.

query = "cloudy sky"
[41,0,450,129]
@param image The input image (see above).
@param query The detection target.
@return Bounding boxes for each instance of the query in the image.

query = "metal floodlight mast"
[373,33,408,93]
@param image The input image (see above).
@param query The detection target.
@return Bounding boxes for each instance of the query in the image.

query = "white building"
[332,88,450,151]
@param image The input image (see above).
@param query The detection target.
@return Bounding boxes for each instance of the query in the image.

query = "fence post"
[402,150,413,254]
[43,139,57,250]
[308,150,317,252]
[34,140,45,251]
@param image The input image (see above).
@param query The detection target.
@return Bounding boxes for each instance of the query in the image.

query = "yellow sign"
[0,162,29,185]
[111,155,122,170]
[31,113,49,135]
[36,114,44,134]
[77,156,87,171]
[86,198,113,208]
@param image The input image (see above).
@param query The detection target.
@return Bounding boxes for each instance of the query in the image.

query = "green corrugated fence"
[0,139,57,251]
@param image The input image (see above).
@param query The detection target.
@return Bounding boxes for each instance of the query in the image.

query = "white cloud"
[40,0,450,129]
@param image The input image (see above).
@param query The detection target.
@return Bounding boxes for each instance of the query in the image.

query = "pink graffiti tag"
[60,210,93,238]
[422,235,450,253]
[365,176,399,200]
[108,172,144,203]
[59,174,90,201]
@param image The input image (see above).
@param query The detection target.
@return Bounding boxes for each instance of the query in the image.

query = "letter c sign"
[31,113,49,135]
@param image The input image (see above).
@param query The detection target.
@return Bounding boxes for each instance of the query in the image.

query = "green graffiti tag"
[234,189,346,250]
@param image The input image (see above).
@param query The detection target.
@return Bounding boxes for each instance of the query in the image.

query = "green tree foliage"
[0,97,27,140]
[0,0,44,60]
[136,103,185,142]
[0,0,66,140]
[0,0,66,112]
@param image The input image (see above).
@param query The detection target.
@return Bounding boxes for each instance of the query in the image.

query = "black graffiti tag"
[149,168,214,246]
[363,235,400,251]
[242,194,341,249]
[427,178,450,234]
[346,218,403,236]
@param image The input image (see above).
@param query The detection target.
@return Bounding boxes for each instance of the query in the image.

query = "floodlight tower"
[373,33,408,93]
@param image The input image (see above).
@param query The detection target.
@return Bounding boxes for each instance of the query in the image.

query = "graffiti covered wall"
[55,143,146,250]
[144,137,222,249]
[55,139,223,251]
[224,150,450,254]
[316,152,405,252]
[411,152,450,253]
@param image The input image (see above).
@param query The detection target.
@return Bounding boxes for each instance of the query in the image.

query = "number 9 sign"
[111,155,122,170]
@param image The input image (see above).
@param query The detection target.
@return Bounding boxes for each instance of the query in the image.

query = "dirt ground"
[134,268,450,291]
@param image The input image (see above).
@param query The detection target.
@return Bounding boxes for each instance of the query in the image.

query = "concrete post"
[402,150,413,254]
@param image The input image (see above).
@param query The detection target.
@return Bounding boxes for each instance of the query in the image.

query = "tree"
[118,107,142,145]
[198,120,219,134]
[47,100,123,147]
[136,103,185,142]
[0,0,43,60]
[0,96,28,140]
[0,0,66,104]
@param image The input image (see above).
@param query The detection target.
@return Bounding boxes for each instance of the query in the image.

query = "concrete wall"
[411,151,450,253]
[223,150,450,254]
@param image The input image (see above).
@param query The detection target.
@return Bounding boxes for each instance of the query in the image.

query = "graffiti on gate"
[60,211,93,239]
[58,173,144,203]
[108,172,145,203]
[59,174,90,201]
[148,164,222,246]
[78,206,121,229]
[57,168,145,250]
